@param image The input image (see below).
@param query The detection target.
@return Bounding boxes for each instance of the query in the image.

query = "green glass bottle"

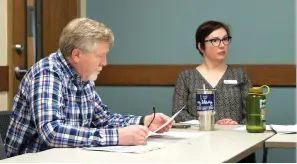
[246,85,270,133]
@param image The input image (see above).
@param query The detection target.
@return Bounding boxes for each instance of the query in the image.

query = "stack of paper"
[84,131,205,153]
[270,124,297,134]
[234,125,297,134]
[84,143,165,154]
[83,105,205,154]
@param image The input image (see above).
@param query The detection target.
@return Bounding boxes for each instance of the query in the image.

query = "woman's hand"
[216,118,238,125]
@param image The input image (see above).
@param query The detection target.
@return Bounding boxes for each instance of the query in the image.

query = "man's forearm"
[38,122,119,147]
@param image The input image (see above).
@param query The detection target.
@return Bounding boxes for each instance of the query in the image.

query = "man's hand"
[118,125,149,146]
[144,113,175,133]
[216,118,238,125]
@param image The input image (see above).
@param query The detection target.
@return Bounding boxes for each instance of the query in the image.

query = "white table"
[265,133,297,148]
[0,125,275,163]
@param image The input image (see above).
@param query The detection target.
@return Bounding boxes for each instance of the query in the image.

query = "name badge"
[224,80,238,84]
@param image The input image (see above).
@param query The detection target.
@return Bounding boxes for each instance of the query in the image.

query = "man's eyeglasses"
[204,36,232,47]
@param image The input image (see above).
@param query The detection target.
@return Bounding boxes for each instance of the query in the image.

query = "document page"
[153,105,186,133]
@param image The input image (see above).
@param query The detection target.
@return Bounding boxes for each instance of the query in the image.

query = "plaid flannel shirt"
[4,51,141,157]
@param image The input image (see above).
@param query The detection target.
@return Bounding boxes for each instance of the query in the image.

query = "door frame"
[7,0,13,111]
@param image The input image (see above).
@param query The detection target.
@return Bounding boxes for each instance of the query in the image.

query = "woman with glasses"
[173,20,252,126]
[173,20,255,162]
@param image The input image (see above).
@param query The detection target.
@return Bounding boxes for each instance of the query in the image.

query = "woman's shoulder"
[228,65,249,76]
[227,65,251,83]
[177,69,198,78]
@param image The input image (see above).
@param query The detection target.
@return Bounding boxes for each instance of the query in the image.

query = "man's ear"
[71,49,81,63]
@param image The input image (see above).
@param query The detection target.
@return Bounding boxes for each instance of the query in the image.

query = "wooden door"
[42,0,79,58]
[9,0,79,109]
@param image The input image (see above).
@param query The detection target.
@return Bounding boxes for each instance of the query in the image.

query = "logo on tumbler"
[196,94,214,111]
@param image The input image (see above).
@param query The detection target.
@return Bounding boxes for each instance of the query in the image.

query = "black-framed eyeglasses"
[204,36,232,47]
[147,107,156,128]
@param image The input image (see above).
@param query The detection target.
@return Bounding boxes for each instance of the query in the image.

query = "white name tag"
[224,80,238,84]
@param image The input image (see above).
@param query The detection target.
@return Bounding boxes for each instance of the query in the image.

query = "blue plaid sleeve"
[30,69,119,147]
[92,91,142,128]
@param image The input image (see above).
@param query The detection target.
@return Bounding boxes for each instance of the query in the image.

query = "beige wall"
[0,0,8,66]
[0,0,8,110]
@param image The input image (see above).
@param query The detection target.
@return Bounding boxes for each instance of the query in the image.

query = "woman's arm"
[239,69,252,124]
[173,71,195,123]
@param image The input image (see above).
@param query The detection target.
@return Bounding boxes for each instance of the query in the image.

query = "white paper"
[224,80,238,84]
[234,125,272,131]
[84,131,205,154]
[84,143,164,154]
[153,105,186,133]
[270,124,297,134]
[148,131,205,139]
[179,120,199,126]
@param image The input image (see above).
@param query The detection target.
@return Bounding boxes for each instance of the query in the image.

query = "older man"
[5,18,174,157]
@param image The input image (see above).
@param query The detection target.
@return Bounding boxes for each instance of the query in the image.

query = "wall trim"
[95,64,296,87]
[0,65,295,91]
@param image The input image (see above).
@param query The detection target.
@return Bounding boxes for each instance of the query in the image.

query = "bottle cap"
[248,85,270,95]
[249,87,263,93]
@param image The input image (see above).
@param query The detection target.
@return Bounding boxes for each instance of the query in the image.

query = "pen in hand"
[147,107,156,128]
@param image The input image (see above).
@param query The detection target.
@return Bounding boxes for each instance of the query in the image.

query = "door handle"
[14,44,24,54]
[14,66,27,80]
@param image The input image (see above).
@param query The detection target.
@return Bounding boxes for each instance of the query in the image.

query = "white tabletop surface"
[265,133,297,148]
[0,125,275,163]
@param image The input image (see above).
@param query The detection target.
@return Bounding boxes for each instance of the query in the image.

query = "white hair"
[59,17,114,57]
